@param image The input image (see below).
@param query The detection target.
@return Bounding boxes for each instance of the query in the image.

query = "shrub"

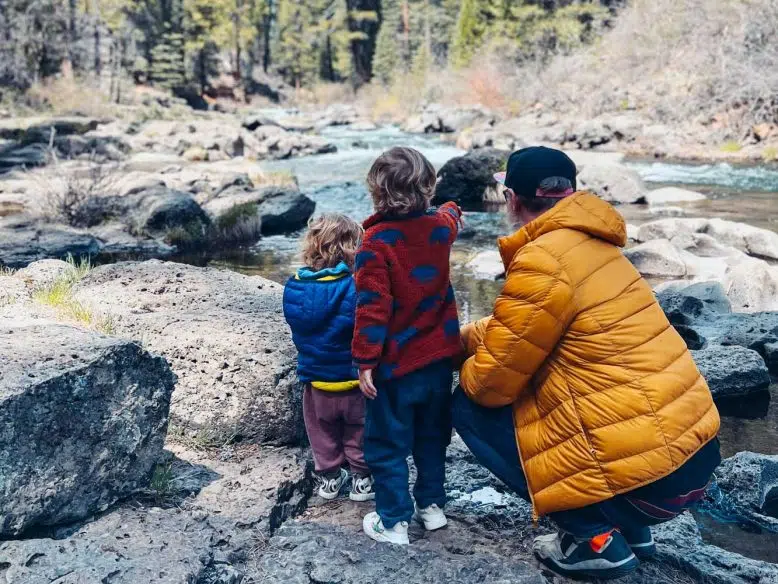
[213,203,263,246]
[39,163,119,227]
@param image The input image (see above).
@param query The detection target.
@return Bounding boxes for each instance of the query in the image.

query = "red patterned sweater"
[352,202,463,380]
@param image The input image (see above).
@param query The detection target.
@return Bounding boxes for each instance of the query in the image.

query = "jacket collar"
[295,261,351,281]
[498,192,627,269]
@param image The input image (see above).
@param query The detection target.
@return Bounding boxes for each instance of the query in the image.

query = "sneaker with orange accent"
[533,530,639,580]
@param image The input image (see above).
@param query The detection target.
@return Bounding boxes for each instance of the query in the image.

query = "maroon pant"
[302,385,369,476]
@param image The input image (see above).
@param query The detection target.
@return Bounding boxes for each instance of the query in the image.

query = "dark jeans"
[452,386,713,538]
[364,360,453,528]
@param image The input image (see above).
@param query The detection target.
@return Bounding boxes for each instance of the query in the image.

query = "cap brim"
[493,171,507,185]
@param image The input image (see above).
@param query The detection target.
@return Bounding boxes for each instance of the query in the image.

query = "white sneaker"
[362,511,409,545]
[349,474,376,502]
[317,468,348,500]
[413,503,448,531]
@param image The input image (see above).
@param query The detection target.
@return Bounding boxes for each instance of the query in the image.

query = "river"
[178,124,778,562]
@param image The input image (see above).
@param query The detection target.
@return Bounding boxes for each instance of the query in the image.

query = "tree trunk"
[345,0,380,85]
[93,0,102,76]
[263,0,273,73]
[67,0,77,74]
[233,0,243,83]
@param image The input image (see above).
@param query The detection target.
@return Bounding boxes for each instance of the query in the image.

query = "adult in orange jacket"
[454,147,721,580]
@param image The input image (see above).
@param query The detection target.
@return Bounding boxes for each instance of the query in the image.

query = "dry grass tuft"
[32,255,115,334]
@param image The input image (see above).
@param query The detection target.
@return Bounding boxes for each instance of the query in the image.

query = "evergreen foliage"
[0,0,613,97]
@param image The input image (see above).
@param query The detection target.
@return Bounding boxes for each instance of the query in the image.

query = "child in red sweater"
[353,146,463,545]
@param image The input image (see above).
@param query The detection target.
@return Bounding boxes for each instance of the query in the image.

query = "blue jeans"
[364,360,453,528]
[452,387,712,538]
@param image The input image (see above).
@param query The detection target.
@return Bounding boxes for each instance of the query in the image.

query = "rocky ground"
[1,260,777,583]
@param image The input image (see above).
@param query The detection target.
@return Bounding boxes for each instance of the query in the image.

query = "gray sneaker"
[317,468,348,500]
[349,474,375,502]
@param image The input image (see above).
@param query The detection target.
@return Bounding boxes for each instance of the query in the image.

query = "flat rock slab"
[257,521,547,584]
[0,320,175,536]
[0,507,214,584]
[72,260,304,445]
[655,513,778,584]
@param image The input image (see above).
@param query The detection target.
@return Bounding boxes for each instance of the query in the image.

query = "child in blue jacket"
[283,214,375,502]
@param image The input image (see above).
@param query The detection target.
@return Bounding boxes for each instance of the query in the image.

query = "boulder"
[636,218,710,243]
[691,345,771,399]
[654,513,778,584]
[624,239,689,277]
[706,218,778,261]
[253,125,337,159]
[637,217,778,261]
[0,217,102,269]
[658,282,731,325]
[0,143,48,174]
[120,186,211,236]
[0,320,175,536]
[0,507,215,583]
[765,342,778,374]
[646,187,706,205]
[0,116,102,142]
[72,261,304,445]
[434,148,509,209]
[403,106,494,134]
[466,250,505,280]
[255,188,316,235]
[349,120,378,132]
[577,162,647,204]
[455,127,526,151]
[14,258,73,289]
[258,521,546,584]
[707,452,778,532]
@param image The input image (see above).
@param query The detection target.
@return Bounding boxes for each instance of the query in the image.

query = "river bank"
[1,104,778,583]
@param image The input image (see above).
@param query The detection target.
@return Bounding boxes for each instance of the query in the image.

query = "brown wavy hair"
[367,147,437,216]
[301,214,363,271]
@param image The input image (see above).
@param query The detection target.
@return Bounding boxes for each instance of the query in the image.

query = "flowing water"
[184,125,778,561]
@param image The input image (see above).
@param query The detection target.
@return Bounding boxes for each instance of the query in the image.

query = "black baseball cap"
[494,146,577,199]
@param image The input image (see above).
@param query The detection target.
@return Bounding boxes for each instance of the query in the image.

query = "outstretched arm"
[460,245,575,407]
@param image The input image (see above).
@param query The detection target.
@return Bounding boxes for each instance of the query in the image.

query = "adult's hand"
[359,368,378,400]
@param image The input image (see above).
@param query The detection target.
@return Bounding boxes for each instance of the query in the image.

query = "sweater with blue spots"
[352,202,463,379]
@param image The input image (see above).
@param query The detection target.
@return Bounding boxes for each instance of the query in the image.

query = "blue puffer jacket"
[283,262,357,383]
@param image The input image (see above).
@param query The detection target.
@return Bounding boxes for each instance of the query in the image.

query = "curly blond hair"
[301,214,363,271]
[367,147,437,217]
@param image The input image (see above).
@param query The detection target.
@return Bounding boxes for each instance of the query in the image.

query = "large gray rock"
[708,452,778,532]
[645,187,706,206]
[624,239,690,277]
[638,217,778,261]
[120,186,211,236]
[72,261,304,445]
[0,217,102,268]
[0,320,175,536]
[434,148,509,209]
[204,185,315,236]
[577,162,647,204]
[258,521,547,584]
[0,116,102,142]
[0,507,215,583]
[654,513,778,584]
[692,345,771,399]
[403,105,494,134]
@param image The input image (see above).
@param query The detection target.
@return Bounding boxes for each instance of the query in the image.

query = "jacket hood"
[498,192,627,268]
[295,261,351,281]
[285,262,353,334]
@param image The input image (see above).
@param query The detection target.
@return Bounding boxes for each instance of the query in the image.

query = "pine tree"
[150,28,187,89]
[274,0,318,88]
[450,0,481,68]
[371,0,401,84]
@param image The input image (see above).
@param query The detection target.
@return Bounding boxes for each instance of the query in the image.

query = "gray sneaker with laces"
[317,468,348,500]
[349,474,375,502]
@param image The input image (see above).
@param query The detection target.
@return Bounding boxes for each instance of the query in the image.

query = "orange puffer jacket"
[460,192,720,518]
